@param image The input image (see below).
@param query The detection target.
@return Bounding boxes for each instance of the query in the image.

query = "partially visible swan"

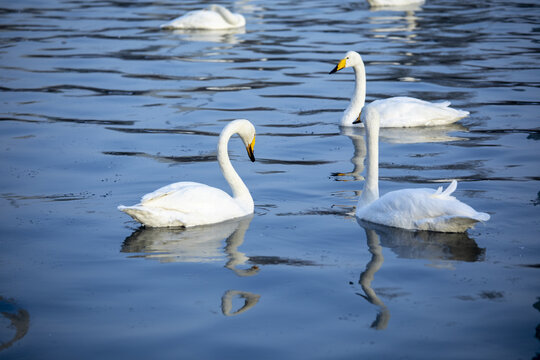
[160,4,246,30]
[329,51,469,127]
[355,107,489,233]
[367,0,424,8]
[118,119,256,228]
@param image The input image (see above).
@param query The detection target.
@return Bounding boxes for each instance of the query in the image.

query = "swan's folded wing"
[141,182,201,203]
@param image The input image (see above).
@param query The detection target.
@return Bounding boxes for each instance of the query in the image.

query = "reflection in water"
[121,216,260,316]
[121,215,258,275]
[221,290,261,317]
[334,124,467,181]
[165,28,245,44]
[358,227,390,330]
[0,297,30,351]
[356,219,485,330]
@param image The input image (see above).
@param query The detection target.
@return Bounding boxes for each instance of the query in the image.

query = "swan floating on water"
[160,4,246,30]
[329,51,469,128]
[118,119,256,228]
[367,0,424,8]
[355,107,489,233]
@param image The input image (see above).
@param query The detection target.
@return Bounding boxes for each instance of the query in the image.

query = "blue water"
[1,0,539,359]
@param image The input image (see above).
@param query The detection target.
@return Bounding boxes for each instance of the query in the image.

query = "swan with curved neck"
[355,107,489,233]
[160,4,246,30]
[329,51,469,128]
[118,119,256,228]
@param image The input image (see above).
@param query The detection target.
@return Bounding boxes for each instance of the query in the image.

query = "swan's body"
[329,51,469,128]
[160,5,246,30]
[355,107,489,233]
[119,119,256,228]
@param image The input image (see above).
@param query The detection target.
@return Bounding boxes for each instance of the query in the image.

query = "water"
[1,0,539,359]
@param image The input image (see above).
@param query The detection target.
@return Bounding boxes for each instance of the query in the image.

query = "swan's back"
[356,181,489,233]
[160,6,245,30]
[365,97,469,128]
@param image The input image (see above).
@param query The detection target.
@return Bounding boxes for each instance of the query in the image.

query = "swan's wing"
[431,180,457,200]
[369,97,468,127]
[161,9,238,29]
[140,181,201,203]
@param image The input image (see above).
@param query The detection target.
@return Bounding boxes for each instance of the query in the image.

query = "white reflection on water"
[334,124,467,181]
[122,215,260,316]
[356,219,484,330]
[164,27,246,44]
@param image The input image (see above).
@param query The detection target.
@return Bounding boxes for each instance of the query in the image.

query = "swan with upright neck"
[118,119,256,228]
[160,4,246,30]
[355,107,489,233]
[329,51,469,128]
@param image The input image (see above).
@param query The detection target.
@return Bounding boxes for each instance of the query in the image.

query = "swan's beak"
[329,58,347,74]
[246,137,255,162]
[352,110,362,124]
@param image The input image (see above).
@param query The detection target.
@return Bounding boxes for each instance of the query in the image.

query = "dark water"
[1,0,539,359]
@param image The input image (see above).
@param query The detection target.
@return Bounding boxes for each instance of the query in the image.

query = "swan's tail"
[118,205,186,228]
[435,101,470,119]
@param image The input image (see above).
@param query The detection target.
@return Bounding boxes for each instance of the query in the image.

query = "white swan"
[329,51,469,128]
[355,107,489,233]
[367,0,424,8]
[160,4,246,30]
[118,119,256,228]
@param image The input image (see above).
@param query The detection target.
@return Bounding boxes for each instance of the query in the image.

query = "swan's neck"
[358,118,379,208]
[342,63,367,126]
[218,130,253,212]
[209,5,241,25]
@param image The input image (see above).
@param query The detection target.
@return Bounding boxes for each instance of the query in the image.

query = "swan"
[367,0,424,8]
[118,119,256,228]
[160,4,246,30]
[329,51,469,128]
[355,107,489,233]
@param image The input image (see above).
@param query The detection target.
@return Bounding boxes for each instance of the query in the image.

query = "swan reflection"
[121,215,258,276]
[356,220,484,330]
[122,216,260,316]
[165,27,245,44]
[334,124,467,181]
[221,290,261,316]
[0,297,30,351]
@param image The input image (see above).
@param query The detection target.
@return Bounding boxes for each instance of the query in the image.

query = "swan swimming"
[367,0,424,8]
[355,107,489,233]
[160,4,246,30]
[329,51,469,128]
[118,119,256,228]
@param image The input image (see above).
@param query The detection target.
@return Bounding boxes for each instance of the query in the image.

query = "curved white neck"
[358,116,379,208]
[209,5,241,25]
[342,62,367,126]
[218,128,253,212]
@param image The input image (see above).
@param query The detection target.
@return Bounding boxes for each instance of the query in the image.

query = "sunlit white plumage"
[367,0,424,8]
[329,51,469,128]
[118,119,256,228]
[355,107,489,233]
[160,4,246,30]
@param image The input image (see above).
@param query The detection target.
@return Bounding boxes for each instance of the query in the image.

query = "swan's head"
[232,119,256,162]
[329,51,363,74]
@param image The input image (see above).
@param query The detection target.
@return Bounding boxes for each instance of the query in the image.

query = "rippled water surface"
[1,0,539,359]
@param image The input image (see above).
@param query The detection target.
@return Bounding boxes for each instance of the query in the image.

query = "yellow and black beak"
[352,110,362,124]
[246,136,255,162]
[329,58,347,74]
